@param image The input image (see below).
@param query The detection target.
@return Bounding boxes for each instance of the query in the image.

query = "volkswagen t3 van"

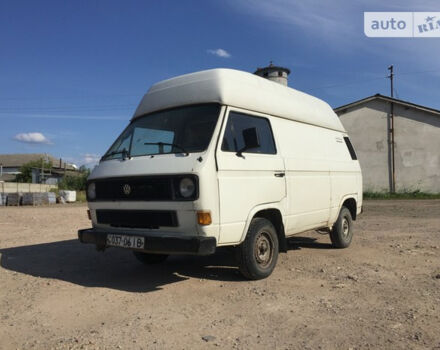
[78,68,362,280]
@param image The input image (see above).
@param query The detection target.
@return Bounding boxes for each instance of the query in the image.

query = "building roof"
[0,154,77,170]
[133,68,345,132]
[334,94,440,116]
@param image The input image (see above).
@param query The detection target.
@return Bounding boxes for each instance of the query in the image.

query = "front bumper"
[78,228,216,255]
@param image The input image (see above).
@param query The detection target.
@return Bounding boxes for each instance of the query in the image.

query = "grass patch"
[76,191,86,202]
[364,191,440,200]
[49,188,87,202]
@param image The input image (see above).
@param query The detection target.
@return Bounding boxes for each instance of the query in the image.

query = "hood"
[89,153,203,180]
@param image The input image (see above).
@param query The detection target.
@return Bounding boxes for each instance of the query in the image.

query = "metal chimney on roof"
[254,62,290,86]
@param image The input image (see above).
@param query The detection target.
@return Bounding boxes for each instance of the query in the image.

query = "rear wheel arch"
[342,197,357,220]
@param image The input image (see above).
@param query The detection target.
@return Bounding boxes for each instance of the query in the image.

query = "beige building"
[335,94,440,193]
[0,153,78,184]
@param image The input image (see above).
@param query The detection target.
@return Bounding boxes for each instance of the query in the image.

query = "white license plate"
[106,234,145,249]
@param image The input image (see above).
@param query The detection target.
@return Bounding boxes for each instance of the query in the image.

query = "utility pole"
[41,158,44,184]
[387,65,396,193]
[388,65,394,98]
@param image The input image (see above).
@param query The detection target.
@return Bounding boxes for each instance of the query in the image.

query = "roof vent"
[254,62,290,86]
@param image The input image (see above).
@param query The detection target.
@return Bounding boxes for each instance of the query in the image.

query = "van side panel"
[272,118,332,234]
[272,118,362,234]
[327,135,362,224]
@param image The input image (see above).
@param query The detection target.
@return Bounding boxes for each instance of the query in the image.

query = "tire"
[236,218,279,280]
[132,251,168,264]
[330,207,353,248]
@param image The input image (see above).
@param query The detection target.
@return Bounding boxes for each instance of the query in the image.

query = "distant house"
[335,94,440,193]
[0,153,79,184]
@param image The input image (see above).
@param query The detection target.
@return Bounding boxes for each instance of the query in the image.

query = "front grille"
[95,177,173,201]
[90,175,198,202]
[96,210,178,229]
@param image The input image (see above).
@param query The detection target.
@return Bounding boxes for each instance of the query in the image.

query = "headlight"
[179,177,195,198]
[87,182,96,200]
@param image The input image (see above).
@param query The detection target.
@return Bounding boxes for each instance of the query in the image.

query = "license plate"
[106,234,145,249]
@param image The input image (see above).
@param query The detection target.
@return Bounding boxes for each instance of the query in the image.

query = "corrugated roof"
[334,94,440,116]
[0,154,76,170]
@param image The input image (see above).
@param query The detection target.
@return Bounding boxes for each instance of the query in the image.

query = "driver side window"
[221,112,276,154]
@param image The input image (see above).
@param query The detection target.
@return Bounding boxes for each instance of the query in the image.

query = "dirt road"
[1,200,439,349]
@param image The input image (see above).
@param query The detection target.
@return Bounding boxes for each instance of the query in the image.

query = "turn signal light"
[197,211,212,225]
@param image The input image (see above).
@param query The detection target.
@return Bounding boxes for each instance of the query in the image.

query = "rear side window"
[344,137,357,160]
[221,112,276,154]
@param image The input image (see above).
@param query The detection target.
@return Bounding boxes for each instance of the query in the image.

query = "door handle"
[274,172,285,177]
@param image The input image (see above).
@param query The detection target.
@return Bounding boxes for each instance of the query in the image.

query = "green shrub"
[76,191,87,202]
[16,158,53,183]
[364,191,440,200]
[58,167,90,191]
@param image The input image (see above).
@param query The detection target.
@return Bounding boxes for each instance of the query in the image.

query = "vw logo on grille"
[122,184,131,195]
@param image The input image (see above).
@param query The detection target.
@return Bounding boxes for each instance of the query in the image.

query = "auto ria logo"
[364,12,440,37]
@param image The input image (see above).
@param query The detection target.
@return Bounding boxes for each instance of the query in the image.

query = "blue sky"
[1,0,439,167]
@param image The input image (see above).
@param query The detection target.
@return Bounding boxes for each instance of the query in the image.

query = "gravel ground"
[1,200,440,350]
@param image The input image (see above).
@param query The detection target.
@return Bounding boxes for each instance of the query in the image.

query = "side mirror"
[237,127,260,157]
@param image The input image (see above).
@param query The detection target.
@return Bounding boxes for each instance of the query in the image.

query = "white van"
[79,69,362,280]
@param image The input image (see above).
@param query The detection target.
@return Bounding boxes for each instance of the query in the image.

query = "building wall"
[1,182,57,193]
[1,167,19,174]
[394,104,440,192]
[339,100,390,192]
[339,100,440,193]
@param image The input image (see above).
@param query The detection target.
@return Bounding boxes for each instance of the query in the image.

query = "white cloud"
[14,132,52,144]
[207,48,231,58]
[83,153,100,165]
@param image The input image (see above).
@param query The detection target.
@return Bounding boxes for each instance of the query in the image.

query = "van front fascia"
[86,174,199,202]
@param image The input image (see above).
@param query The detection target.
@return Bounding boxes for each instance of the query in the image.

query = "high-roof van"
[78,69,362,280]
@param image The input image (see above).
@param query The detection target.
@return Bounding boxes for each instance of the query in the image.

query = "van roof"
[133,69,345,132]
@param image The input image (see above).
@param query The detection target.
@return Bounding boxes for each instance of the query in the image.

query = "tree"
[15,158,53,183]
[58,165,90,191]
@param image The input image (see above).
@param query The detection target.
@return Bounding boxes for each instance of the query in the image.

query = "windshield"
[102,104,221,160]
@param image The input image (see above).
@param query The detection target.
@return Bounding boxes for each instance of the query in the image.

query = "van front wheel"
[330,207,353,248]
[236,218,279,280]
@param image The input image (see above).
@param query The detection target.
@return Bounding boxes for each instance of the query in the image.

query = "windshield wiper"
[101,148,130,161]
[144,142,189,156]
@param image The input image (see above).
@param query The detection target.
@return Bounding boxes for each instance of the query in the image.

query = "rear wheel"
[236,218,279,280]
[133,251,168,264]
[330,207,353,248]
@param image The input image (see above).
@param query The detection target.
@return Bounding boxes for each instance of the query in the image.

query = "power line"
[0,93,140,101]
[307,76,386,91]
[0,69,438,102]
[306,68,440,91]
[0,104,134,112]
[398,69,440,76]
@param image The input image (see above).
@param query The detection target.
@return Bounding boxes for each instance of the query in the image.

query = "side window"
[343,137,357,160]
[221,112,276,154]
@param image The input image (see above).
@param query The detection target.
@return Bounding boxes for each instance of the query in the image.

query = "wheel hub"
[255,232,273,267]
[342,218,349,237]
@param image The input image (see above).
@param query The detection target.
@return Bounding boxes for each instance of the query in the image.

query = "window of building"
[221,112,276,154]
